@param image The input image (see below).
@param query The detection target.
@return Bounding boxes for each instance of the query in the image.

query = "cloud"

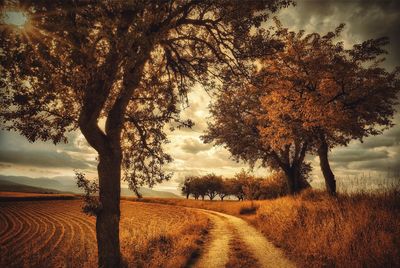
[181,137,213,154]
[330,149,389,164]
[0,130,97,173]
[348,152,400,172]
[0,149,95,169]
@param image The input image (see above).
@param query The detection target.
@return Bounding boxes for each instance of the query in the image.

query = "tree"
[203,173,223,200]
[204,23,399,196]
[0,1,292,266]
[190,176,208,200]
[181,176,195,199]
[218,179,234,201]
[203,70,311,194]
[229,171,248,200]
[231,177,246,201]
[258,23,400,195]
[234,170,259,200]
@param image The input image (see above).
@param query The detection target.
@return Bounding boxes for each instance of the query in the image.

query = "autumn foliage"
[204,22,399,196]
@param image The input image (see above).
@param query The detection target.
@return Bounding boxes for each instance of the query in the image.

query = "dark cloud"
[330,149,389,164]
[360,127,400,149]
[0,149,95,169]
[348,150,400,172]
[278,0,400,69]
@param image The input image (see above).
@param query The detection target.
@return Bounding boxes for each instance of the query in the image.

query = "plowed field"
[0,199,209,268]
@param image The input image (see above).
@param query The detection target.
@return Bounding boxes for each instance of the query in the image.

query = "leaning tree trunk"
[318,136,336,196]
[96,152,121,268]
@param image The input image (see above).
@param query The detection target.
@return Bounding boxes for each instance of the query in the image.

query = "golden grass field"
[138,189,400,267]
[1,190,398,268]
[0,199,209,268]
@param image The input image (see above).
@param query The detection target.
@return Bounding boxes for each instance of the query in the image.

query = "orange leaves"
[254,24,399,152]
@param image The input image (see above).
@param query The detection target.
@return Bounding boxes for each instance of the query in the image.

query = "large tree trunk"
[284,168,296,195]
[96,153,121,268]
[318,135,336,196]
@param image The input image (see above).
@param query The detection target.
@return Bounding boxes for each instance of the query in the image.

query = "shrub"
[239,203,259,215]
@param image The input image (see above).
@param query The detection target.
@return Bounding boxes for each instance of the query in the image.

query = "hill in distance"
[0,179,62,194]
[0,175,181,198]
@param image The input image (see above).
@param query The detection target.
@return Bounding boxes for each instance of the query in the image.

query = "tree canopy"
[0,0,292,190]
[256,23,400,194]
[203,23,399,195]
[0,1,292,266]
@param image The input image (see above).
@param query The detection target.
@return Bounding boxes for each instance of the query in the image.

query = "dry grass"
[141,189,400,267]
[135,197,249,215]
[225,234,259,268]
[120,201,209,268]
[0,199,209,268]
[252,189,400,267]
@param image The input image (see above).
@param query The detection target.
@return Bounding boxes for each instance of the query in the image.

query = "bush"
[239,203,259,215]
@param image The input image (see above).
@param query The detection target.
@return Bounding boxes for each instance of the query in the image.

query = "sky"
[0,0,399,194]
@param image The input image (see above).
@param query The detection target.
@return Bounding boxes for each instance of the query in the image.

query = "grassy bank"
[136,189,400,267]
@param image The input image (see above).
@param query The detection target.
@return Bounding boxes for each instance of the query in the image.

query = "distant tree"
[258,171,289,199]
[234,170,260,200]
[181,176,195,199]
[202,174,223,200]
[258,23,400,195]
[0,1,291,266]
[218,179,234,201]
[229,177,246,201]
[228,170,251,200]
[190,176,207,200]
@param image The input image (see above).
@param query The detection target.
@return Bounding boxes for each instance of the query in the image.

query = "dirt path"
[193,209,296,268]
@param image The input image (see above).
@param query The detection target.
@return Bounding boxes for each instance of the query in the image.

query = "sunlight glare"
[2,11,28,28]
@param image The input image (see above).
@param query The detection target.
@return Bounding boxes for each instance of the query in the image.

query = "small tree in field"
[0,1,291,266]
[230,176,246,201]
[181,176,195,199]
[234,170,260,200]
[258,171,290,199]
[203,173,223,200]
[190,176,207,200]
[218,179,235,201]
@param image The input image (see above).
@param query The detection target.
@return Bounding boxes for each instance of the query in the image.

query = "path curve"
[193,209,296,268]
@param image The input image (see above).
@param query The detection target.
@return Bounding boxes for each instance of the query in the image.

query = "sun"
[2,10,28,28]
